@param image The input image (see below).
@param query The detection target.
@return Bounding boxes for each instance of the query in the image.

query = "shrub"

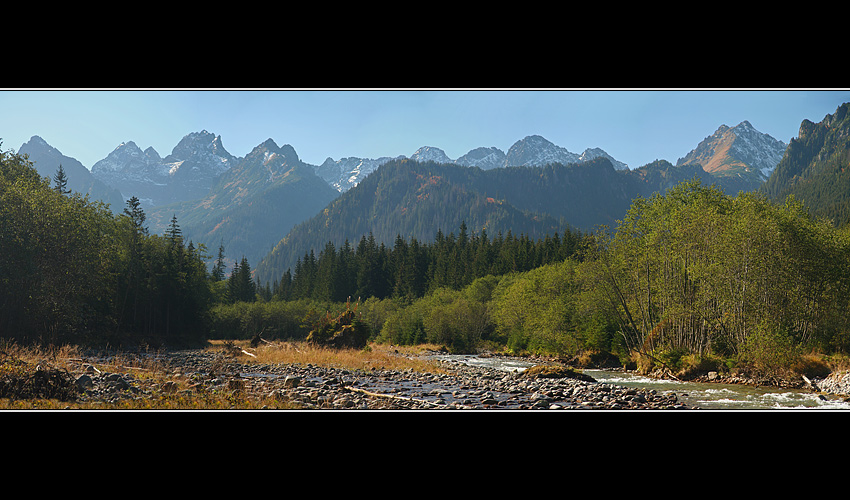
[306,300,371,349]
[738,320,801,378]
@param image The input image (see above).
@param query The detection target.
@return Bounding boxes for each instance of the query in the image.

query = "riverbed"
[433,354,850,410]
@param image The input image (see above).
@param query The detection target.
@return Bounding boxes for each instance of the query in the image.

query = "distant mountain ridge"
[91,130,236,207]
[17,135,124,211]
[17,116,796,279]
[314,135,630,192]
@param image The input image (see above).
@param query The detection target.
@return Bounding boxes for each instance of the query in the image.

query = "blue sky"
[2,88,849,170]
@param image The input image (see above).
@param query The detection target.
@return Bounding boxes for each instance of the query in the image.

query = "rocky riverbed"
[65,349,690,410]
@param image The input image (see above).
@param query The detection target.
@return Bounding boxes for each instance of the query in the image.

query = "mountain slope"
[18,135,124,211]
[148,138,338,267]
[255,158,571,284]
[254,156,731,285]
[91,130,235,207]
[677,121,787,192]
[761,102,850,225]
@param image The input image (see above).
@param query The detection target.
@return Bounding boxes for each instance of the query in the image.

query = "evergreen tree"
[238,256,256,302]
[166,214,183,248]
[212,240,227,282]
[53,164,70,195]
[226,256,256,303]
[123,196,148,236]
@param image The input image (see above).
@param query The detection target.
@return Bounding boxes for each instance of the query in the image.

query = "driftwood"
[222,340,257,358]
[344,386,449,409]
[250,330,272,348]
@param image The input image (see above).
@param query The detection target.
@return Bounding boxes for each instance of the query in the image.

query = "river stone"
[75,374,94,391]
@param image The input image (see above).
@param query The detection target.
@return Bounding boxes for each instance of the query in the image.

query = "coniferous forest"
[1,147,216,347]
[6,137,850,379]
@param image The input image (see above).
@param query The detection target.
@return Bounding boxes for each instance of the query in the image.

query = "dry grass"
[212,340,449,374]
[0,341,300,410]
[0,340,449,410]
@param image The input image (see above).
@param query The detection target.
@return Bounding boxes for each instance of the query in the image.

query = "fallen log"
[344,386,449,409]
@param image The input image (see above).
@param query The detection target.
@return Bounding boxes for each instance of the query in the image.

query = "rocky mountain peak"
[165,130,231,163]
[578,147,629,170]
[410,146,453,164]
[505,135,581,168]
[90,131,237,207]
[18,135,125,210]
[455,147,506,170]
[676,121,787,180]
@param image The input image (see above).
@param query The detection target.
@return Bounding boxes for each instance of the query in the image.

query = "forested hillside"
[147,139,339,269]
[761,102,850,226]
[265,222,587,304]
[255,158,572,285]
[255,156,750,286]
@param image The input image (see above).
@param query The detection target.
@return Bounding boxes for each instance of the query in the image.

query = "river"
[435,354,850,410]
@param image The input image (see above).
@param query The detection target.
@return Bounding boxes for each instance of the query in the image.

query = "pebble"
[64,350,692,410]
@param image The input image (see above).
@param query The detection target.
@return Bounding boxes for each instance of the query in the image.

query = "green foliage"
[377,302,427,346]
[738,320,802,377]
[762,102,850,226]
[0,146,215,347]
[208,299,340,340]
[306,300,371,349]
[491,260,583,356]
[269,223,589,307]
[587,178,850,363]
[226,256,257,303]
[53,164,70,195]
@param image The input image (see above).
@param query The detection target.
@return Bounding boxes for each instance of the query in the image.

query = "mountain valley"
[20,106,844,289]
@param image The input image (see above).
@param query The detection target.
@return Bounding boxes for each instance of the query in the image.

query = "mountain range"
[314,135,629,192]
[90,130,236,207]
[19,111,824,282]
[17,135,124,212]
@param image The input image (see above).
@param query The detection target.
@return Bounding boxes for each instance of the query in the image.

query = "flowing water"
[582,369,850,410]
[436,354,850,410]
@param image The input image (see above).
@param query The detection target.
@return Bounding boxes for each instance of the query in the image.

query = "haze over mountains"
[20,102,849,287]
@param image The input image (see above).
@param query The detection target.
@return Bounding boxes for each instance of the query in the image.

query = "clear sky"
[2,88,849,171]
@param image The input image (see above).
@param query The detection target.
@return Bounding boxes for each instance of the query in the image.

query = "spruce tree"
[166,214,183,248]
[212,240,226,282]
[53,164,70,195]
[238,256,256,302]
[123,196,148,236]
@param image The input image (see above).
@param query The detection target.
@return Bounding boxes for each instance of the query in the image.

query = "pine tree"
[123,196,148,236]
[166,214,183,248]
[237,256,256,302]
[212,240,226,282]
[53,164,70,195]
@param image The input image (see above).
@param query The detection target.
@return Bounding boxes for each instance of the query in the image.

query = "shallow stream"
[435,354,850,410]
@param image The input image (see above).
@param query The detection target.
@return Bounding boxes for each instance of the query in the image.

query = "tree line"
[1,147,215,347]
[265,222,587,304]
[8,140,850,378]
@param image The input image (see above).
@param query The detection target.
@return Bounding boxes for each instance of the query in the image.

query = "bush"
[738,320,801,378]
[306,301,371,349]
[378,308,427,346]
